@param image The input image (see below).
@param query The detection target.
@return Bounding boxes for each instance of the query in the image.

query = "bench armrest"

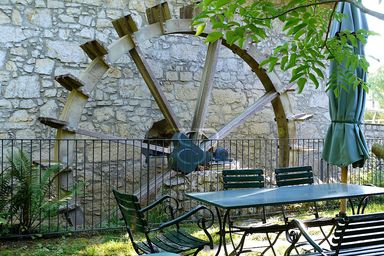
[290,219,325,254]
[153,205,214,231]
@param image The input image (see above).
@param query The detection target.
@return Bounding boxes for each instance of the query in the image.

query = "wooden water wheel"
[39,2,311,224]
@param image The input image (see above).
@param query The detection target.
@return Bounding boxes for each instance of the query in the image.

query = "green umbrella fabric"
[322,3,369,168]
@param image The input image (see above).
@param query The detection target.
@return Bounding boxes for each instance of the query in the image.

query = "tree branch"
[255,0,384,22]
[322,2,338,49]
[335,0,384,20]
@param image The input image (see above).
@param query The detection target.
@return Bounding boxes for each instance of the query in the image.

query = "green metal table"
[186,183,384,256]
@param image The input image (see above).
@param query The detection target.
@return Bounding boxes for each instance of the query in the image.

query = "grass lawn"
[1,202,384,256]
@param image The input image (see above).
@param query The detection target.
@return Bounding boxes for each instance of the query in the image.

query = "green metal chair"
[223,169,284,256]
[112,189,214,255]
[275,166,314,187]
[275,166,335,250]
[275,166,321,221]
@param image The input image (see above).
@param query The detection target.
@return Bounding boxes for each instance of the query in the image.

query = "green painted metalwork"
[287,212,384,256]
[113,189,214,255]
[223,169,264,190]
[275,166,314,187]
[186,184,384,210]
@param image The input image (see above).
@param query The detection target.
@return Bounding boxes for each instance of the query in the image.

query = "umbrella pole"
[340,166,348,215]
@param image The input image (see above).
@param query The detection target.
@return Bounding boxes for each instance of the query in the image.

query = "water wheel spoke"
[201,91,279,151]
[129,47,181,132]
[191,40,221,140]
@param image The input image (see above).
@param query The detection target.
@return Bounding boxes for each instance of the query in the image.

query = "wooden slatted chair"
[275,166,335,249]
[286,212,384,256]
[112,189,214,255]
[223,169,284,256]
[275,166,314,187]
[275,166,320,220]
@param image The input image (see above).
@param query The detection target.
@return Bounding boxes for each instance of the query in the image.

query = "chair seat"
[231,221,287,233]
[302,216,335,228]
[138,230,210,254]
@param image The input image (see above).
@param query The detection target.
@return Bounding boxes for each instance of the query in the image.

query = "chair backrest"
[112,189,148,234]
[331,212,384,254]
[222,169,264,190]
[275,166,313,187]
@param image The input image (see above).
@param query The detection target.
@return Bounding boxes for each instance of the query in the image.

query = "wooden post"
[340,166,348,215]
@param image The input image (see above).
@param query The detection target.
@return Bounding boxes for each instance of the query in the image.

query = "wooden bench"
[286,212,384,255]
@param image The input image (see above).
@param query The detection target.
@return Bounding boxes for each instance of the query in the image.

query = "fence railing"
[0,137,383,238]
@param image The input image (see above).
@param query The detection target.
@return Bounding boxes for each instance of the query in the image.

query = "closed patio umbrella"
[322,2,369,214]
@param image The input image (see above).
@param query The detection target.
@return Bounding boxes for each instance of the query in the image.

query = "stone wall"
[0,0,330,141]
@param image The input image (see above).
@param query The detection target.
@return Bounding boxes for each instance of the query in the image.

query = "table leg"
[214,206,223,256]
[214,207,233,256]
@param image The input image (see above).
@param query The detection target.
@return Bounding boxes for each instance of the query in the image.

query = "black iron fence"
[0,137,383,238]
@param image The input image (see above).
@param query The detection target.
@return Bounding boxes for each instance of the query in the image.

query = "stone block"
[0,26,27,43]
[180,71,192,81]
[35,58,55,75]
[0,51,6,67]
[40,99,58,117]
[58,14,75,23]
[9,110,33,122]
[11,9,22,25]
[5,75,40,99]
[26,9,52,28]
[46,40,86,63]
[0,10,10,24]
[166,71,178,81]
[47,0,64,8]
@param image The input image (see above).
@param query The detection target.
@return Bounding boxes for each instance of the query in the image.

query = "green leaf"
[347,33,358,47]
[203,0,215,6]
[268,57,279,72]
[308,73,319,88]
[205,31,223,43]
[288,23,307,36]
[260,58,271,68]
[294,28,306,40]
[290,65,308,82]
[238,37,246,48]
[356,32,367,44]
[297,77,307,93]
[214,0,231,8]
[360,58,370,72]
[286,53,297,69]
[283,18,301,31]
[225,30,239,45]
[249,25,267,39]
[195,23,206,37]
[280,56,288,70]
[312,67,324,79]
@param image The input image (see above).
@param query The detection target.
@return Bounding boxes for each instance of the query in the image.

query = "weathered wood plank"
[129,47,181,132]
[134,170,176,203]
[201,91,279,151]
[190,40,221,140]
